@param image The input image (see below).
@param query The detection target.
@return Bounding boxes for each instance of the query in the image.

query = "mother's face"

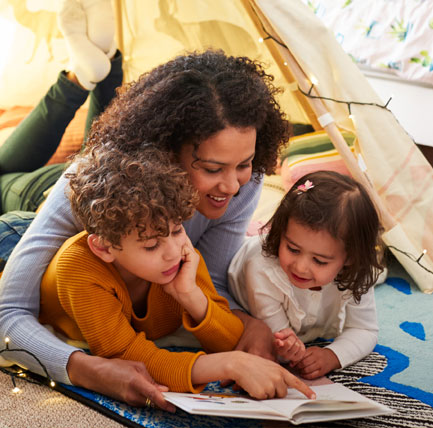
[178,127,256,219]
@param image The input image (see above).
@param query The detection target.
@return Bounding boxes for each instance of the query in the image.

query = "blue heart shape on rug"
[386,277,412,294]
[399,321,426,341]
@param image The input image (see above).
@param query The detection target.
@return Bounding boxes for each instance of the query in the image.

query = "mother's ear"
[87,234,115,263]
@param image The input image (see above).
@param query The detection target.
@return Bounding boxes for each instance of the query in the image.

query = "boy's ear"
[87,234,115,263]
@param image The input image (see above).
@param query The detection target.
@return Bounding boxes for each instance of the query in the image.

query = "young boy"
[38,145,314,400]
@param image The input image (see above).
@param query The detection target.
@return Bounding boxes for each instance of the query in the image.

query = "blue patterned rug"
[362,258,433,407]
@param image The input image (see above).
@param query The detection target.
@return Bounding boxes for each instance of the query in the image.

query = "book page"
[264,383,393,422]
[163,392,288,420]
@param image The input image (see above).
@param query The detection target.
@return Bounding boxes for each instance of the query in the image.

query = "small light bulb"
[283,61,288,66]
[12,387,21,394]
[258,37,264,43]
[4,337,10,344]
[417,249,428,262]
[310,76,318,86]
[50,381,56,388]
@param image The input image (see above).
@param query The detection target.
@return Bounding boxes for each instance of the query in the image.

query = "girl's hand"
[163,236,200,298]
[273,328,306,365]
[293,347,341,379]
[227,351,315,400]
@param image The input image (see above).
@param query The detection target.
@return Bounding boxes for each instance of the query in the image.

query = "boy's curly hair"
[85,49,291,177]
[67,147,199,248]
[262,171,384,303]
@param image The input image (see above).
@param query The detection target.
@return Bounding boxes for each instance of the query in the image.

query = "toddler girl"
[228,170,384,379]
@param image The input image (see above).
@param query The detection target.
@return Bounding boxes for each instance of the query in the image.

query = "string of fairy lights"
[297,84,393,117]
[0,337,56,394]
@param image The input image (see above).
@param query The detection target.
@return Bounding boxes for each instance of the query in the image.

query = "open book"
[163,383,394,424]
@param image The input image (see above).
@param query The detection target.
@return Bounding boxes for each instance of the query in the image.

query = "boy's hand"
[293,347,341,379]
[163,236,207,323]
[228,352,315,400]
[192,351,316,401]
[164,236,200,298]
[273,328,306,365]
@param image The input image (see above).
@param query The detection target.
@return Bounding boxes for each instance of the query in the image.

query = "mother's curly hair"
[86,49,291,176]
[67,146,199,248]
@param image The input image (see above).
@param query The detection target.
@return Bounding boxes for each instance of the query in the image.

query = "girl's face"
[178,126,256,219]
[278,218,347,290]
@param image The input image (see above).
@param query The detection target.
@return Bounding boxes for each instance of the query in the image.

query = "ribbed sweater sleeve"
[0,173,81,384]
[182,253,244,353]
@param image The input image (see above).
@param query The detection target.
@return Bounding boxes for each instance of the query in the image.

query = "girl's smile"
[290,272,311,283]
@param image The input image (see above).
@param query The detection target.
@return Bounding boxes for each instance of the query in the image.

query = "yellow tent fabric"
[0,0,308,123]
[1,0,432,292]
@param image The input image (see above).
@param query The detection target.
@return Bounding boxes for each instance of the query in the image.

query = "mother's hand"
[67,351,175,412]
[232,311,276,361]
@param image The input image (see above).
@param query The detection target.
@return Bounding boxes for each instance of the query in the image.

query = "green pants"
[0,51,123,214]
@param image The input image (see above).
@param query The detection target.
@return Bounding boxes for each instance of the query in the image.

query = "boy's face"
[278,218,347,290]
[110,223,187,285]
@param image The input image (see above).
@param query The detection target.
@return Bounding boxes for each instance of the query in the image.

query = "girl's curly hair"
[261,171,384,303]
[67,147,199,248]
[85,49,291,176]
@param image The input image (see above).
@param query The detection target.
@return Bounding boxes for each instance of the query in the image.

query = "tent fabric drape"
[252,0,433,293]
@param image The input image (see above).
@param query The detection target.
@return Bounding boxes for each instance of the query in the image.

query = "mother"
[0,49,290,407]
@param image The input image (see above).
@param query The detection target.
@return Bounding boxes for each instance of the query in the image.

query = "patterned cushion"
[279,130,355,191]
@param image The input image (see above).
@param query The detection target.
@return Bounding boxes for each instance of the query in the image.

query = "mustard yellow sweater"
[39,231,244,392]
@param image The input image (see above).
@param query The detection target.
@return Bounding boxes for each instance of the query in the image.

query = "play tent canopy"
[1,0,432,292]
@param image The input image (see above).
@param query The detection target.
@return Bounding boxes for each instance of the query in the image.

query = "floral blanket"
[302,0,433,84]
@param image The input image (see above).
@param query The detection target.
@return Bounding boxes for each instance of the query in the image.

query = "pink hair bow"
[296,180,314,194]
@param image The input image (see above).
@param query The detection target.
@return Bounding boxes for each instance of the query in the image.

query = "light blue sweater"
[0,169,262,384]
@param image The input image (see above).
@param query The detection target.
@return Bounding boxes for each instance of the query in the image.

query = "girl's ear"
[87,234,115,263]
[342,260,350,268]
